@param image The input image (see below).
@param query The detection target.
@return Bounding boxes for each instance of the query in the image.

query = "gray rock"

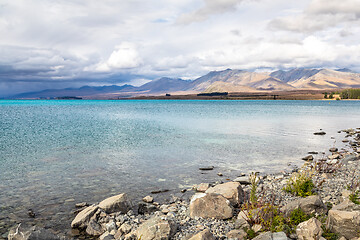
[252,231,287,240]
[136,216,176,240]
[86,219,104,236]
[329,147,338,152]
[199,166,214,171]
[332,199,360,211]
[302,155,314,161]
[195,183,210,192]
[205,181,244,206]
[142,195,154,203]
[296,217,323,240]
[189,193,233,219]
[71,205,98,229]
[188,229,215,240]
[342,154,359,163]
[281,195,327,217]
[226,229,247,239]
[232,176,250,185]
[138,202,159,215]
[98,193,131,214]
[326,210,360,239]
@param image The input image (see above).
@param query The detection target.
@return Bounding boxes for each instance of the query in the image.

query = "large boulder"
[205,182,244,206]
[136,216,176,240]
[8,225,62,240]
[71,205,98,229]
[326,210,360,239]
[188,229,215,240]
[189,193,233,219]
[281,195,327,217]
[98,193,131,214]
[296,217,323,240]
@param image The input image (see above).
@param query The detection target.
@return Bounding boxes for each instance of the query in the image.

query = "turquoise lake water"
[0,99,359,237]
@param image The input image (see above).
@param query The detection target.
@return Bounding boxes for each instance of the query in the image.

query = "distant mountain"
[287,69,360,89]
[10,68,360,99]
[136,77,191,93]
[13,84,136,99]
[186,69,294,92]
[270,68,321,83]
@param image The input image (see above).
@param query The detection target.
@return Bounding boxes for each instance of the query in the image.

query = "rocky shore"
[7,128,360,240]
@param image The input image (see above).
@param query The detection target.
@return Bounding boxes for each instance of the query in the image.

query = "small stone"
[75,202,88,208]
[226,229,247,239]
[302,155,314,161]
[329,147,338,152]
[314,131,326,135]
[217,172,223,176]
[199,166,214,171]
[86,219,105,236]
[195,183,210,192]
[142,195,154,203]
[188,229,215,240]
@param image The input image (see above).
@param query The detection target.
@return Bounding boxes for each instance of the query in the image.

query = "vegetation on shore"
[324,89,360,99]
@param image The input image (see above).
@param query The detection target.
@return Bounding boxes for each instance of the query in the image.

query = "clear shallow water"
[0,100,359,237]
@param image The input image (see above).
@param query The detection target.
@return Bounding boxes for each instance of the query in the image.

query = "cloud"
[1,0,360,96]
[177,0,245,24]
[269,0,360,33]
[96,43,142,71]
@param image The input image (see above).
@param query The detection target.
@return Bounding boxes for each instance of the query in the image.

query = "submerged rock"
[199,166,214,171]
[8,225,62,240]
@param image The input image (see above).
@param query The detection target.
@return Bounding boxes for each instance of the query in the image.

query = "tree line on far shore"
[324,89,360,99]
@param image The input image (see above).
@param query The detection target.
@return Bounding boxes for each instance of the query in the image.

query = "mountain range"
[11,68,360,99]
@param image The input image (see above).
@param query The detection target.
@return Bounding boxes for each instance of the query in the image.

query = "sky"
[1,0,360,96]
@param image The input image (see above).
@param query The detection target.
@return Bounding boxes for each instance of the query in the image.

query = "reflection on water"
[0,100,359,238]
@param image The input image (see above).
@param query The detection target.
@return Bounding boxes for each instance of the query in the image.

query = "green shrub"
[349,191,360,204]
[246,228,256,239]
[284,169,315,197]
[289,208,311,227]
[249,172,260,204]
[322,225,339,240]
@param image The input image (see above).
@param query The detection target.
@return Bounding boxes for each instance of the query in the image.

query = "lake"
[0,99,359,238]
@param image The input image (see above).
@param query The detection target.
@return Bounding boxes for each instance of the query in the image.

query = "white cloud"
[1,0,360,96]
[177,0,245,24]
[269,0,360,33]
[97,42,142,71]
